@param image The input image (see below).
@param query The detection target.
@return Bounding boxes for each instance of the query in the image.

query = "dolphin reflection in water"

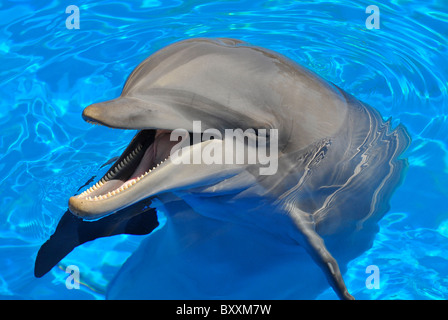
[35,38,410,300]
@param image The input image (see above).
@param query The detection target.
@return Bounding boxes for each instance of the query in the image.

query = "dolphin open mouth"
[77,129,172,199]
[69,118,185,219]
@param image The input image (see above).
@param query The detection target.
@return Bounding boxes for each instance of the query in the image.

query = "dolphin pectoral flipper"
[34,197,159,278]
[287,206,354,300]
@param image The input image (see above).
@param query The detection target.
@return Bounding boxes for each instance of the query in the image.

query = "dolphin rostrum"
[35,38,410,299]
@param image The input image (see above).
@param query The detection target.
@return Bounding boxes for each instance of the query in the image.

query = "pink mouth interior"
[76,129,187,200]
[123,130,179,187]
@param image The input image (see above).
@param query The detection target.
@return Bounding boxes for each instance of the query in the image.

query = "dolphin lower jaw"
[69,128,180,219]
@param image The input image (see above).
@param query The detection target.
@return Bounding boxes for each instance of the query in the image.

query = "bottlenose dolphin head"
[69,38,348,220]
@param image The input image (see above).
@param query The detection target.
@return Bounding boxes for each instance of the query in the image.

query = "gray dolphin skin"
[64,38,409,299]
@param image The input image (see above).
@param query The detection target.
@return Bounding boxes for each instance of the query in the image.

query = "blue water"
[0,0,447,299]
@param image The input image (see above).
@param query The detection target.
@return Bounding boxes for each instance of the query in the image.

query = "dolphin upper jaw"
[82,97,185,131]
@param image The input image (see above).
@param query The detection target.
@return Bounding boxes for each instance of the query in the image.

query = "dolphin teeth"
[93,196,98,201]
[107,192,112,197]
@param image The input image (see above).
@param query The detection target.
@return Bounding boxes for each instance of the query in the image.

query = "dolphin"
[35,38,410,300]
